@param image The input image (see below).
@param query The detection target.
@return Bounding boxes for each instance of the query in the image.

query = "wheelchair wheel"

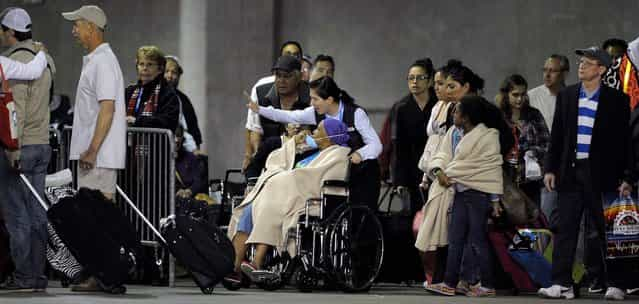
[256,276,284,291]
[328,205,384,293]
[293,266,317,293]
[255,249,291,291]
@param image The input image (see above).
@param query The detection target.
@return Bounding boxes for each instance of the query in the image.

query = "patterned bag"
[44,187,84,281]
[602,193,639,259]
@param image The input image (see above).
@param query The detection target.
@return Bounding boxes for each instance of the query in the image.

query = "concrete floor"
[1,282,637,304]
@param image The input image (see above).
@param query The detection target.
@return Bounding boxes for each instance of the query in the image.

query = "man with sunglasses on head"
[539,46,632,301]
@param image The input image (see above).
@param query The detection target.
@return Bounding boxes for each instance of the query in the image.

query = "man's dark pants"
[552,159,608,287]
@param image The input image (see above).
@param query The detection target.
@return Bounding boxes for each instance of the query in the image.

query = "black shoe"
[0,276,34,292]
[588,278,604,294]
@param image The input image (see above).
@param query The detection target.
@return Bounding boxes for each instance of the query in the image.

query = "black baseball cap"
[575,46,612,67]
[272,55,301,73]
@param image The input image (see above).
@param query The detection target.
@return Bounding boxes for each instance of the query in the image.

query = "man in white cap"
[61,5,126,291]
[0,7,55,293]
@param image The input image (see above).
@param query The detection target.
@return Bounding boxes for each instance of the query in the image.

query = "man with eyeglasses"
[528,54,570,132]
[539,46,632,301]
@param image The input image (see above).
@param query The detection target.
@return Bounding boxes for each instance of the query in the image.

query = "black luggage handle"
[116,185,167,245]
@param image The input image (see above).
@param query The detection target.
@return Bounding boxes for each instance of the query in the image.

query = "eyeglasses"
[407,75,429,81]
[137,62,159,69]
[576,58,601,68]
[542,68,563,74]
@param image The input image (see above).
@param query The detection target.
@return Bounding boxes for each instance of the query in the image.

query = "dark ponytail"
[409,58,435,79]
[309,76,355,105]
[443,59,484,94]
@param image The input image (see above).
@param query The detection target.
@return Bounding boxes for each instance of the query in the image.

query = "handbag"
[0,65,19,150]
[376,184,424,283]
[602,193,639,258]
[500,177,540,226]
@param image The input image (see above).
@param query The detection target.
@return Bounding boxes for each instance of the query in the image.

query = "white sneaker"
[538,284,575,299]
[422,281,429,289]
[627,288,639,295]
[605,287,625,301]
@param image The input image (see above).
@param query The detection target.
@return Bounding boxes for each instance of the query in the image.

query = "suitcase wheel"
[222,279,242,291]
[200,286,214,295]
[294,268,316,293]
[106,285,127,294]
[257,276,284,291]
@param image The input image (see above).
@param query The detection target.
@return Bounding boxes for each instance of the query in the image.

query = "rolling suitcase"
[117,185,235,294]
[20,174,138,294]
[44,186,84,284]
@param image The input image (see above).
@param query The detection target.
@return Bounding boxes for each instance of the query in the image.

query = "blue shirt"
[576,85,601,159]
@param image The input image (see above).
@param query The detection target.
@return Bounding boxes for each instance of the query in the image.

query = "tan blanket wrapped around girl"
[415,123,503,252]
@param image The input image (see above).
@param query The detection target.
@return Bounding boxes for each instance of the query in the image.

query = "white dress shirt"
[258,102,382,160]
[245,75,276,133]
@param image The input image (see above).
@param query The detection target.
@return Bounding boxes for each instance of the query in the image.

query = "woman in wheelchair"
[247,76,382,210]
[225,118,351,284]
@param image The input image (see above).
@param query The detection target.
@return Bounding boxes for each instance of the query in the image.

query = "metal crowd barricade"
[61,126,177,287]
[48,127,66,173]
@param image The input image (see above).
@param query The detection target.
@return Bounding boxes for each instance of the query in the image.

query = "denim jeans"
[444,190,495,288]
[1,144,50,288]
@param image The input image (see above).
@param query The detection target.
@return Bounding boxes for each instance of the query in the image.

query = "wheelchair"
[222,174,385,293]
[291,179,385,292]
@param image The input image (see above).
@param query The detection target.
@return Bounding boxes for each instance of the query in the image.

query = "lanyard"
[326,101,344,122]
[135,87,144,114]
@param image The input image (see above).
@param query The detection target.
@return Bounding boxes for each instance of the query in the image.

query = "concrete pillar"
[205,0,276,178]
[178,0,208,151]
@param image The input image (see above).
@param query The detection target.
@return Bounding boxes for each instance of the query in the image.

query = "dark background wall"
[2,0,639,178]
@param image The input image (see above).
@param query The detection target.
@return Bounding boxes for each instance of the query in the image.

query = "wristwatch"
[432,168,443,177]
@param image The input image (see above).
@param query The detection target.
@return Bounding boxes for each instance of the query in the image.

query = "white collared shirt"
[258,102,382,161]
[245,75,276,133]
[69,43,126,169]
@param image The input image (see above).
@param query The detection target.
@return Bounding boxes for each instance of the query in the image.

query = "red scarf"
[127,82,161,117]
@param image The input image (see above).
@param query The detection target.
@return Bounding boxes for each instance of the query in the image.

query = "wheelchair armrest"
[323,180,348,188]
[303,198,322,226]
[305,198,322,208]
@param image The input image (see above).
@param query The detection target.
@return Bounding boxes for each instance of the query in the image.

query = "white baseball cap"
[62,5,107,30]
[1,8,32,33]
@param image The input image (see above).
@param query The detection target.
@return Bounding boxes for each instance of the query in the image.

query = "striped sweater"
[576,86,601,159]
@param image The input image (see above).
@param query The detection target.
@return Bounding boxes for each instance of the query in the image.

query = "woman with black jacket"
[125,46,180,132]
[391,58,437,214]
